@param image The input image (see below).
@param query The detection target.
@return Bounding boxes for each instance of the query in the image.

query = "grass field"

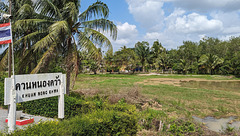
[73,74,240,119]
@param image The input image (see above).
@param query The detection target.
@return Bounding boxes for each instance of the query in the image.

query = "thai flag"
[0,22,12,44]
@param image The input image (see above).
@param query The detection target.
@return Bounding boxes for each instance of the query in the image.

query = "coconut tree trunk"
[142,61,145,72]
[66,69,71,95]
[66,38,72,95]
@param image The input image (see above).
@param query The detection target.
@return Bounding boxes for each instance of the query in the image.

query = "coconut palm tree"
[0,0,36,73]
[135,41,150,72]
[12,0,117,94]
[154,52,169,73]
[199,54,224,74]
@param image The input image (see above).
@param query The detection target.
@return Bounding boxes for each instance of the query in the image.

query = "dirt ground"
[135,77,239,86]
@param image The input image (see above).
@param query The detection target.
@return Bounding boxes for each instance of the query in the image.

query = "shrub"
[0,82,4,107]
[0,72,7,108]
[9,120,61,136]
[7,101,138,136]
[20,94,99,118]
[62,106,138,136]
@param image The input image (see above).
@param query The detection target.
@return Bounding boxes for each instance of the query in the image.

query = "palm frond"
[31,44,56,74]
[16,4,34,19]
[33,21,71,51]
[14,19,53,32]
[0,2,8,14]
[79,1,109,21]
[81,19,117,40]
[16,49,34,74]
[84,28,112,50]
[14,31,48,48]
[0,49,8,71]
[78,31,100,58]
[62,2,78,23]
[34,0,63,20]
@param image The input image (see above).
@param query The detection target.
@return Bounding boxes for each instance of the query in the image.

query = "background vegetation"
[102,38,240,76]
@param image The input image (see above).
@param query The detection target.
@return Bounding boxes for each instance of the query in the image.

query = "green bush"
[62,106,138,136]
[20,96,78,118]
[20,94,99,118]
[139,108,167,130]
[0,82,4,107]
[0,72,7,107]
[7,120,61,136]
[8,101,138,136]
[20,93,135,119]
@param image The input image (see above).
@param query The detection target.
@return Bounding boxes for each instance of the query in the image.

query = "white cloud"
[174,0,240,12]
[223,27,240,34]
[143,32,178,49]
[123,0,240,50]
[111,22,139,51]
[143,9,224,49]
[144,32,162,40]
[166,12,223,34]
[219,33,240,41]
[210,11,240,35]
[126,0,165,32]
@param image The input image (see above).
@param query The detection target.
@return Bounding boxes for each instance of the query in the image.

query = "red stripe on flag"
[0,22,10,27]
[0,39,11,44]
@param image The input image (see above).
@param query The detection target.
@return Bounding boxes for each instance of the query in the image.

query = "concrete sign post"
[8,75,16,132]
[58,75,64,119]
[4,73,66,132]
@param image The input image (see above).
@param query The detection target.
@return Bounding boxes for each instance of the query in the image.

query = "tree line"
[82,37,240,76]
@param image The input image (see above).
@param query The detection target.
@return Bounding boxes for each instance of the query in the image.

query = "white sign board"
[4,73,66,105]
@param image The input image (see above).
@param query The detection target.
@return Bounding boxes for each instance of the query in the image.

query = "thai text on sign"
[4,73,66,105]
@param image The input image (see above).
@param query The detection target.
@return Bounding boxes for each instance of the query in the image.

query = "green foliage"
[0,82,4,107]
[0,72,7,107]
[62,107,138,135]
[20,94,100,118]
[8,120,61,136]
[138,108,203,135]
[140,108,167,130]
[7,98,138,136]
[135,41,150,72]
[167,119,199,136]
[225,125,235,132]
[19,93,136,120]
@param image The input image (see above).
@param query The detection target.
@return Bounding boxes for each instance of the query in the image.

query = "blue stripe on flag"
[0,29,10,38]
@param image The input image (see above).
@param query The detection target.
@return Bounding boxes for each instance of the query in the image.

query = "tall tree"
[151,40,164,58]
[11,0,117,95]
[135,41,150,72]
[198,54,224,75]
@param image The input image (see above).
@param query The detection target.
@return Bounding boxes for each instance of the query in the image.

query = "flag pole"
[8,0,16,132]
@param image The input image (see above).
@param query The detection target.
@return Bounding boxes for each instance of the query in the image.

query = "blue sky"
[80,0,240,52]
[1,0,240,53]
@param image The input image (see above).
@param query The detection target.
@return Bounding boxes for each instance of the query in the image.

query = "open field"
[73,74,240,119]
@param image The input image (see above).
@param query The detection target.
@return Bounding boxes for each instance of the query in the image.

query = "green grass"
[74,74,240,119]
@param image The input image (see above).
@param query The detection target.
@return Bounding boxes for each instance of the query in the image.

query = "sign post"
[58,75,64,119]
[4,73,66,132]
[8,75,16,132]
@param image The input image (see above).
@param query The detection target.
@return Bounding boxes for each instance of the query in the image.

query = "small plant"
[118,98,126,104]
[167,119,202,136]
[225,125,235,132]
